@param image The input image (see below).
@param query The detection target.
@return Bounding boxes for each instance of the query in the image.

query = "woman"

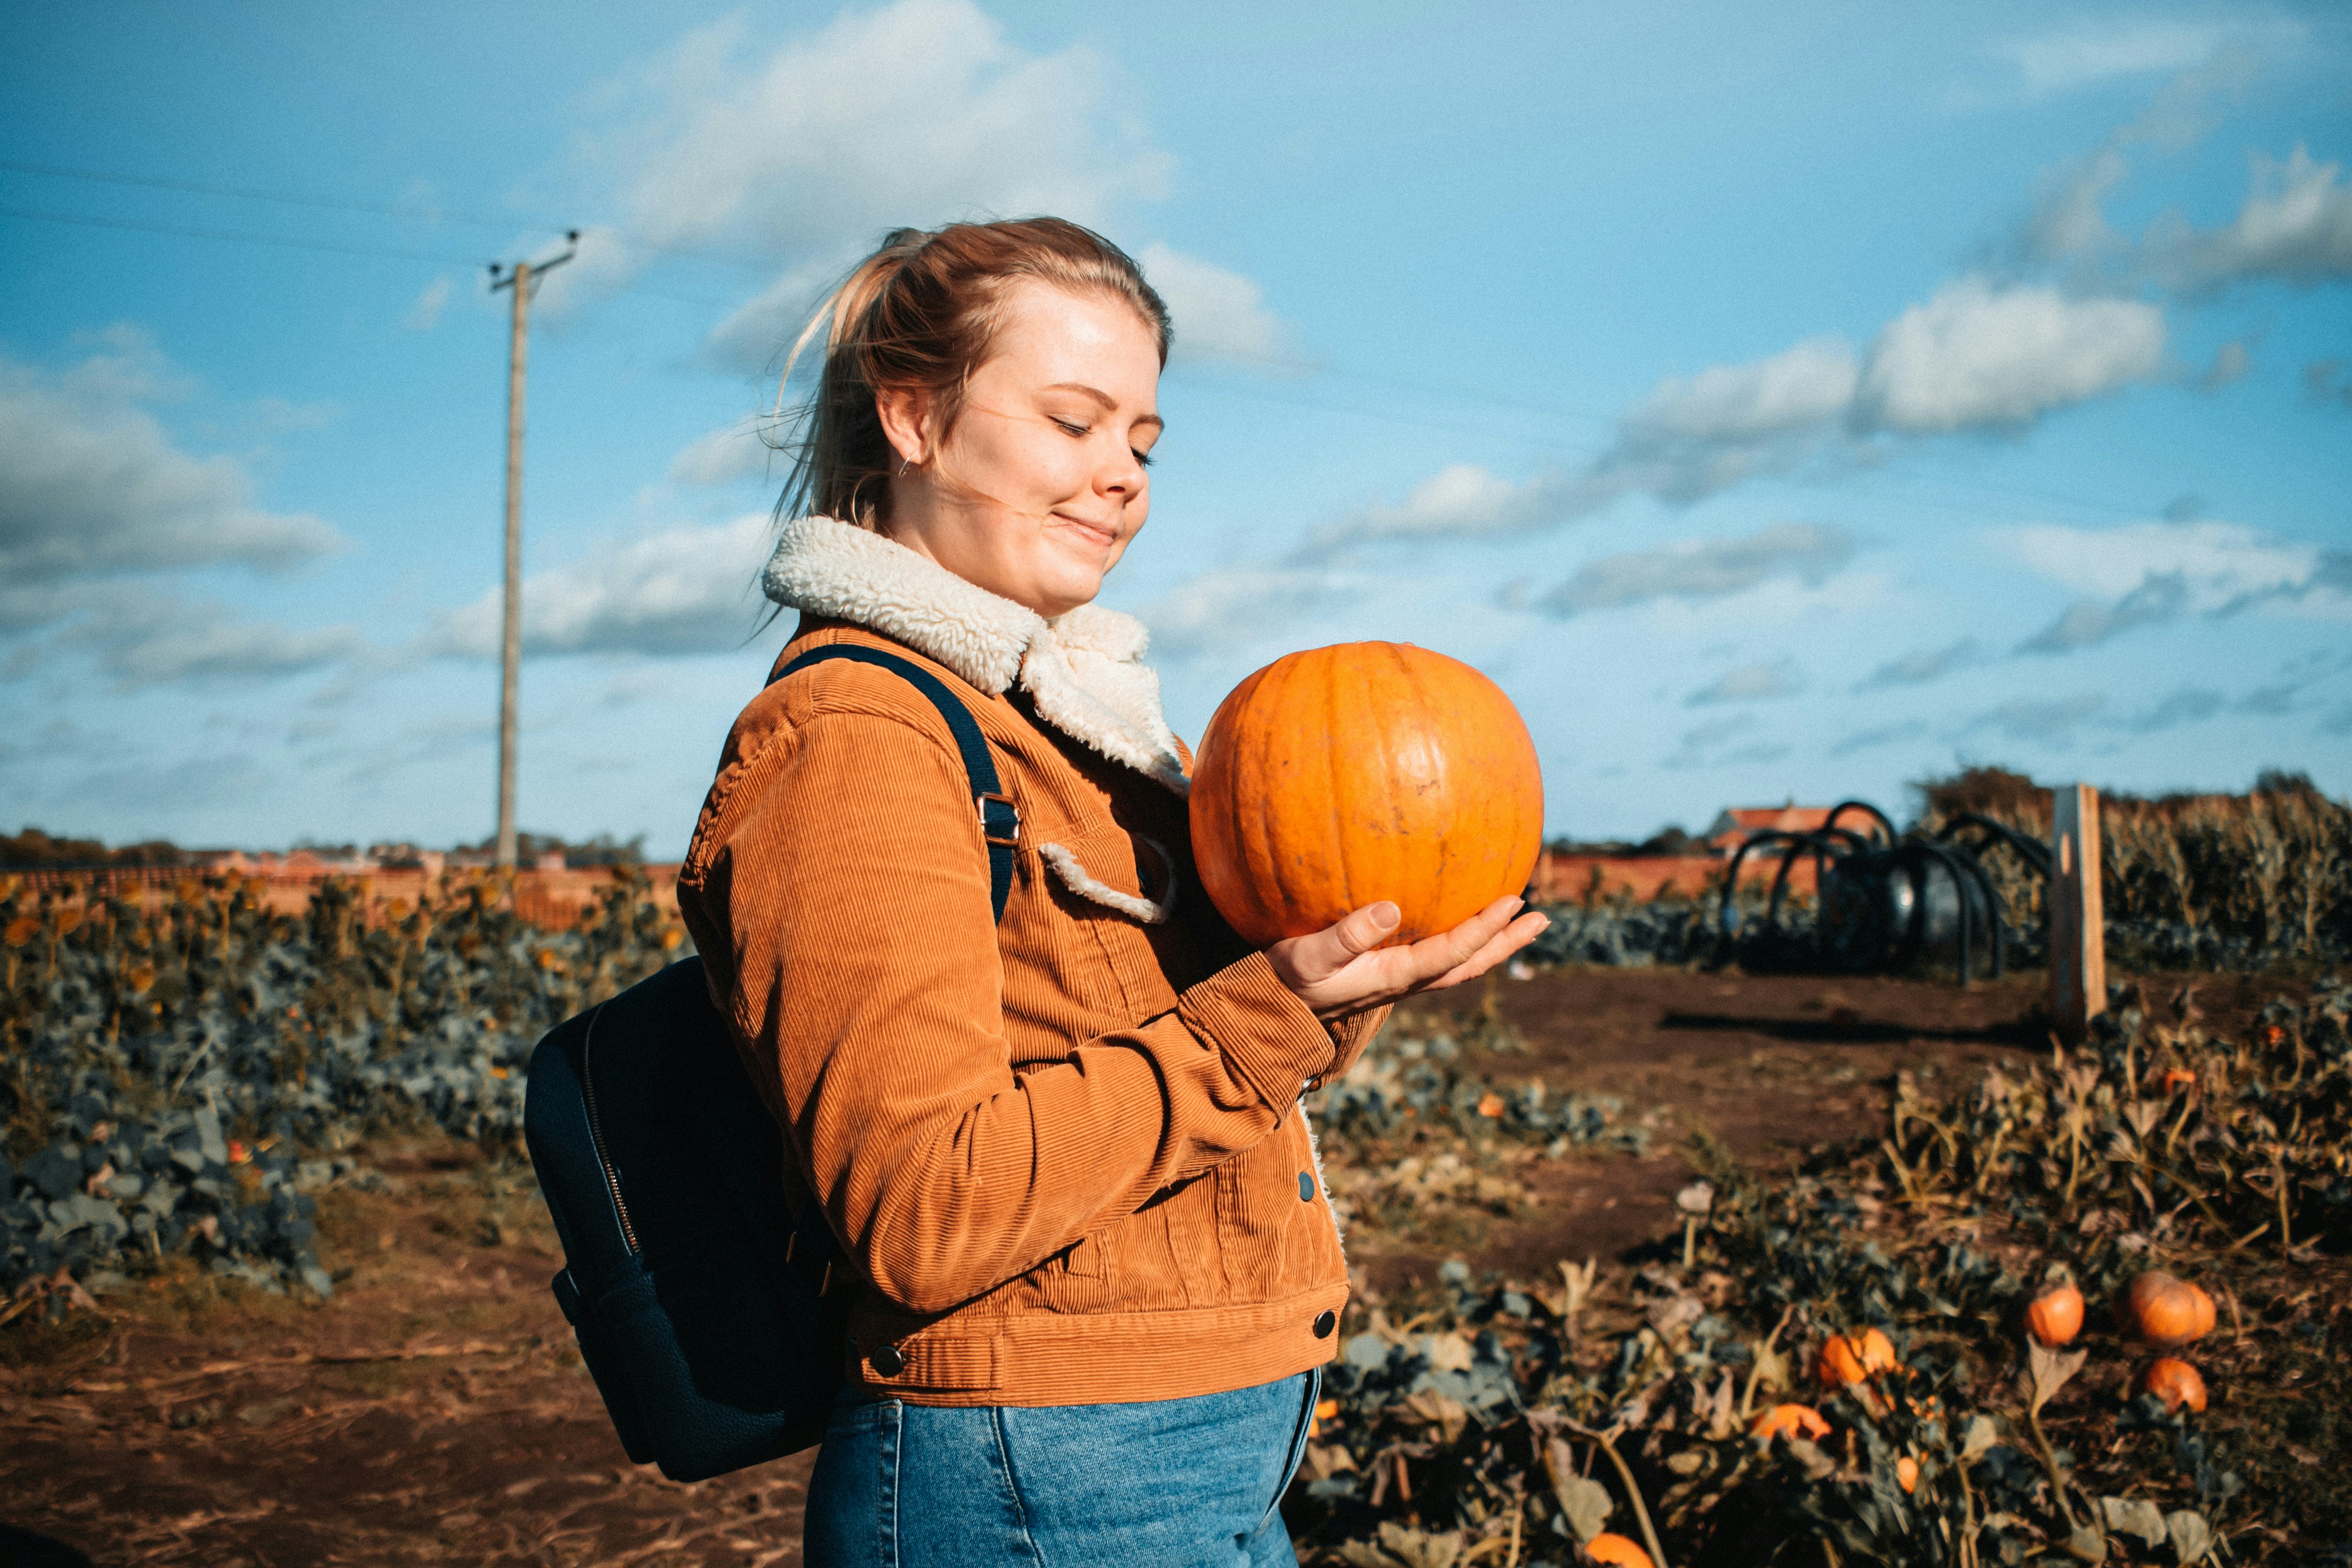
[676,218,1548,1566]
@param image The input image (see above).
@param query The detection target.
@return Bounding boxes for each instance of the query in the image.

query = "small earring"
[897,456,911,478]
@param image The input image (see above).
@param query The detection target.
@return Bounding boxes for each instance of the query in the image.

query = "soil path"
[1,964,2284,1564]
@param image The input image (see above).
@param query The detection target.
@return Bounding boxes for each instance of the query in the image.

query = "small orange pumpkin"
[2139,1357,2207,1413]
[1816,1327,1898,1388]
[1895,1455,1920,1494]
[1583,1534,1655,1568]
[1188,643,1545,947]
[2027,1282,2084,1347]
[1750,1403,1832,1442]
[2122,1271,2214,1347]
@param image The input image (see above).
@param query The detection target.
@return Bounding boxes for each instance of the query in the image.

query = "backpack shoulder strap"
[769,644,1021,925]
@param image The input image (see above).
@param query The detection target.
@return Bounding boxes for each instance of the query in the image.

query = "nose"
[1098,442,1147,503]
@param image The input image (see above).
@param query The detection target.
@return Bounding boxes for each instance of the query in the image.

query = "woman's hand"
[1266,897,1550,1022]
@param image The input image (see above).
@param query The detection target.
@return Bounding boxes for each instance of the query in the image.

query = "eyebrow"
[1043,382,1164,430]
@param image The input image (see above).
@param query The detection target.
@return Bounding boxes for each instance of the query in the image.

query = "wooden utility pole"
[2049,783,2106,1040]
[486,232,576,868]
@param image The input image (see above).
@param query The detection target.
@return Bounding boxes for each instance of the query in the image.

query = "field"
[3,808,2349,1565]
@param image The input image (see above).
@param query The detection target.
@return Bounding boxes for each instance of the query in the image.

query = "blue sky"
[4,1,2348,855]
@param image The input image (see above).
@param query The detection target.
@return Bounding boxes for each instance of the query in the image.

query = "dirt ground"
[0,963,2304,1566]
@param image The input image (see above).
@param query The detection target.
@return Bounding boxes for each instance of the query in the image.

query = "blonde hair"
[770,218,1171,533]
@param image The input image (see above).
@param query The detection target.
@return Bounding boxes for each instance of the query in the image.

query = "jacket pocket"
[1034,821,1175,925]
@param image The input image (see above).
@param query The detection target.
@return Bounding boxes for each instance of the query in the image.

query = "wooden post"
[485,233,576,869]
[495,260,530,870]
[2049,784,2106,1040]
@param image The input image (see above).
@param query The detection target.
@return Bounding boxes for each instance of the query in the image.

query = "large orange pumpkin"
[1188,643,1545,947]
[1583,1535,1655,1568]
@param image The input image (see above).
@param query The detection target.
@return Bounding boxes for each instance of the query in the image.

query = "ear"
[873,384,933,468]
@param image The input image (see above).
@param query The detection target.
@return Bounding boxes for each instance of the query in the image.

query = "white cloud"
[670,421,778,488]
[2200,339,2251,390]
[0,330,345,589]
[1542,523,1855,616]
[405,276,453,331]
[1137,243,1289,366]
[2002,519,2351,653]
[2002,519,2331,609]
[2153,145,2352,289]
[1857,637,1984,690]
[584,0,1172,366]
[92,601,369,690]
[429,513,776,658]
[1317,463,1595,546]
[2002,21,2234,96]
[1133,563,1365,658]
[1853,279,2164,433]
[1965,693,2108,745]
[1326,275,2165,547]
[2019,572,2190,653]
[1686,662,1802,706]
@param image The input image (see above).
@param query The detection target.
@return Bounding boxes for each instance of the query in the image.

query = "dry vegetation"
[5,797,2351,1564]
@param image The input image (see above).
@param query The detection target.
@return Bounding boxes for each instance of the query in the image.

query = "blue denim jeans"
[804,1369,1321,1567]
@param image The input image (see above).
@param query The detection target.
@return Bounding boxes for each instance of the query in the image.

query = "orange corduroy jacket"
[676,517,1385,1407]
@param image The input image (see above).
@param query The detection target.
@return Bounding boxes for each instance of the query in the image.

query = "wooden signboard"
[2049,783,2106,1040]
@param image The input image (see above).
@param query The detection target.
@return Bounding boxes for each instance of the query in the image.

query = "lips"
[1051,511,1121,549]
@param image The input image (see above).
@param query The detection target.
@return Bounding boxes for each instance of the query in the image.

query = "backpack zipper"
[578,1008,641,1255]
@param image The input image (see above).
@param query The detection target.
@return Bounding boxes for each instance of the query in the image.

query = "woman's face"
[877,280,1162,620]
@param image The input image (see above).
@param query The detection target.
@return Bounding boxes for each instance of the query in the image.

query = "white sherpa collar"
[763,516,1189,795]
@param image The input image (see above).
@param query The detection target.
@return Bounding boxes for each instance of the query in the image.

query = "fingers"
[1398,897,1525,980]
[1334,901,1402,958]
[1268,900,1400,988]
[1421,910,1549,991]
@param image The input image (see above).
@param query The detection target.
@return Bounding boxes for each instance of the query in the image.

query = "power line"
[0,157,773,272]
[0,206,733,308]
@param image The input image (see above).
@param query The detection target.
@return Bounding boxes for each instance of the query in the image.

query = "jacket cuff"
[1321,1004,1390,1084]
[1175,950,1333,1109]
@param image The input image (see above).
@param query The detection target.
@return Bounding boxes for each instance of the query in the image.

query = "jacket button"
[1312,1310,1337,1339]
[1298,1171,1314,1202]
[871,1343,906,1376]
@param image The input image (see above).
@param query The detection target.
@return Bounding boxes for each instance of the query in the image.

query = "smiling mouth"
[1052,512,1120,549]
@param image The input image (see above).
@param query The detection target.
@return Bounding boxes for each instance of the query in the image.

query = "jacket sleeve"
[694,706,1348,1317]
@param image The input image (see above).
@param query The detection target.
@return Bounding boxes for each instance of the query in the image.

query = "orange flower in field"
[1750,1403,1832,1442]
[1895,1455,1919,1493]
[227,1140,252,1165]
[1475,1091,1506,1118]
[2263,1024,2286,1047]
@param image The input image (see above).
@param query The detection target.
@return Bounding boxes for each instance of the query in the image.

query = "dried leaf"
[1960,1414,2000,1462]
[2025,1339,2089,1417]
[2063,1523,2110,1563]
[2099,1498,2168,1550]
[1402,1389,1469,1446]
[1376,1522,1462,1568]
[1302,1442,1356,1480]
[1782,1437,1839,1481]
[1542,1437,1613,1543]
[1423,1332,1475,1373]
[2166,1510,2213,1565]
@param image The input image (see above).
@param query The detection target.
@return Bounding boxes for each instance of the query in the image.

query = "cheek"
[961,418,1087,504]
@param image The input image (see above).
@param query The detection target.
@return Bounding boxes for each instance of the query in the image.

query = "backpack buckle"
[978,792,1021,846]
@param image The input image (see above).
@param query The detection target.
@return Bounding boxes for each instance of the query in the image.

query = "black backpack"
[524,645,1019,1481]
